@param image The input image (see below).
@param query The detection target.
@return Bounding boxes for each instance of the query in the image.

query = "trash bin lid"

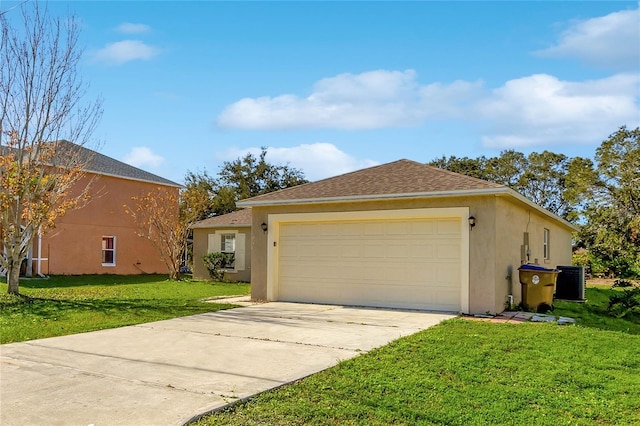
[518,263,560,272]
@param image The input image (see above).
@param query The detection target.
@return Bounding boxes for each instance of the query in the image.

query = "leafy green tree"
[429,155,488,180]
[214,148,308,213]
[219,148,308,200]
[518,151,570,218]
[184,148,308,217]
[578,126,640,277]
[430,150,586,219]
[182,170,219,221]
[485,150,527,187]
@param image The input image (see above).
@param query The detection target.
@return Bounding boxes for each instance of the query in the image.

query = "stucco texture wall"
[249,194,575,314]
[36,174,176,275]
[192,227,252,282]
[494,197,574,310]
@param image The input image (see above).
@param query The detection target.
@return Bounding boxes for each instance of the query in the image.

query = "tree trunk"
[169,264,180,281]
[7,259,21,294]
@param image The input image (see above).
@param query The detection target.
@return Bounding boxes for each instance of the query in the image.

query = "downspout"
[36,231,46,278]
[37,231,42,276]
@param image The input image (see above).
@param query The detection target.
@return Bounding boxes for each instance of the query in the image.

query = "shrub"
[202,252,234,281]
[612,279,634,288]
[607,286,640,318]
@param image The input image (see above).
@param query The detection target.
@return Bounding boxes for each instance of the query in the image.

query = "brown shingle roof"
[191,209,252,229]
[238,159,504,206]
[2,141,181,187]
[58,141,181,187]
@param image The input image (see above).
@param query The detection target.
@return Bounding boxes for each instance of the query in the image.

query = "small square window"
[102,236,116,266]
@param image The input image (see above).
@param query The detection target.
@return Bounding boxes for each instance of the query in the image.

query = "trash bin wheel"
[537,303,554,313]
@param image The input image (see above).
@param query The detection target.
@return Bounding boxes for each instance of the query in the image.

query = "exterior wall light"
[261,222,268,233]
[468,216,476,229]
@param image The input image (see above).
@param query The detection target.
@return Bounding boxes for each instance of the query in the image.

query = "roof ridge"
[239,158,504,206]
[237,159,418,202]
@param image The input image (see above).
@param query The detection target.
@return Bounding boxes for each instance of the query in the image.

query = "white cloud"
[218,68,639,148]
[123,147,165,168]
[476,73,640,148]
[218,143,378,181]
[217,69,482,130]
[536,7,640,70]
[115,23,151,34]
[94,40,159,65]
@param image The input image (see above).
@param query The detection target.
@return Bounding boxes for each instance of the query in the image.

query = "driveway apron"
[0,302,454,425]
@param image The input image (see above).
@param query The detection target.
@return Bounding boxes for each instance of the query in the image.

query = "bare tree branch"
[0,2,102,294]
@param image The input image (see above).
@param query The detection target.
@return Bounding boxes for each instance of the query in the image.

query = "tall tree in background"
[430,127,639,277]
[206,148,308,214]
[0,4,102,294]
[182,170,219,221]
[128,149,309,278]
[430,150,588,220]
[578,126,640,277]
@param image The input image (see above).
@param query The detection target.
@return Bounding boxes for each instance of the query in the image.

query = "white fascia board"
[237,187,505,207]
[237,186,578,231]
[498,188,578,232]
[190,223,251,229]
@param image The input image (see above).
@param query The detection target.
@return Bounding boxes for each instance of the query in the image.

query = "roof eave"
[237,187,578,232]
[191,223,251,229]
[237,187,508,207]
[86,169,183,188]
[498,188,578,232]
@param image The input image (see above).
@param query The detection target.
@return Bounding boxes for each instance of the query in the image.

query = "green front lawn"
[197,286,640,425]
[0,275,250,344]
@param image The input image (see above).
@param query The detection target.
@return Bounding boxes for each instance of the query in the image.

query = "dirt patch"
[587,278,618,287]
[587,278,640,288]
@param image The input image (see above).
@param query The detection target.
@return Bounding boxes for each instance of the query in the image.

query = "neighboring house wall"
[249,194,574,314]
[35,173,176,275]
[192,227,251,282]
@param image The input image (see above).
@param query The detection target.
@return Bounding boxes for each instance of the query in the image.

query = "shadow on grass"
[0,295,219,317]
[15,274,172,289]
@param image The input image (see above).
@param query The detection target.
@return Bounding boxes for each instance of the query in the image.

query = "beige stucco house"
[237,160,576,315]
[191,209,251,282]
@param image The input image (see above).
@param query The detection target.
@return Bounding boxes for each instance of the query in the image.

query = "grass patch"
[0,275,250,344]
[197,320,640,426]
[554,286,640,335]
[196,285,640,425]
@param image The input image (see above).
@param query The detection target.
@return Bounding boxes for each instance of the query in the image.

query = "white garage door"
[275,216,464,312]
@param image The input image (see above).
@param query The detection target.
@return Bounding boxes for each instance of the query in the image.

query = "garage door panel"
[437,262,460,281]
[437,219,461,235]
[386,221,409,234]
[363,222,386,235]
[437,243,461,259]
[410,220,436,235]
[277,217,463,312]
[410,243,437,258]
[362,244,387,258]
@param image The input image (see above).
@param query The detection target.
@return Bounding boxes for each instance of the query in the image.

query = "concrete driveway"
[0,302,455,426]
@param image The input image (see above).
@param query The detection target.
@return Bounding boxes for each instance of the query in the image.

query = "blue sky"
[4,1,639,183]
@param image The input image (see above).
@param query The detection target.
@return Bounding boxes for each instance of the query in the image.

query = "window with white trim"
[207,230,246,272]
[102,236,116,266]
[543,228,550,260]
[220,233,236,269]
